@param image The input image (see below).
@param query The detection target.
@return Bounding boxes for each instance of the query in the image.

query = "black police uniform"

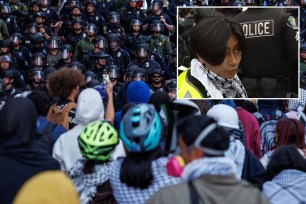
[146,12,173,36]
[108,48,131,82]
[83,51,114,70]
[42,7,60,30]
[164,61,176,80]
[0,15,19,34]
[120,8,146,32]
[84,13,105,34]
[104,24,126,39]
[13,46,32,65]
[123,33,146,59]
[112,81,125,112]
[234,8,298,98]
[67,31,86,49]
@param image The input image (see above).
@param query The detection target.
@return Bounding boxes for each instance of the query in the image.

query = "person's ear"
[196,54,206,65]
[191,146,204,159]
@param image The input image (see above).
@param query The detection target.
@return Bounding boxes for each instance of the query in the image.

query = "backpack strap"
[186,69,208,98]
[188,181,199,204]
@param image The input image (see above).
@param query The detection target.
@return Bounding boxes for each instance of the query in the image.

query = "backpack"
[46,102,76,130]
[253,110,283,154]
[35,121,58,154]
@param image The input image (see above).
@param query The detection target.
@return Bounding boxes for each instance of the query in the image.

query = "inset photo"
[177,7,299,99]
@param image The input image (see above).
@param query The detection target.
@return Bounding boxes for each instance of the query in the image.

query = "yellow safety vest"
[178,69,206,98]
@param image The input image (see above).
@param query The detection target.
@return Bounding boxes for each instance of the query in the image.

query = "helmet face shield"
[109,41,118,49]
[137,48,147,59]
[132,73,145,81]
[1,6,11,14]
[11,36,20,44]
[33,56,44,66]
[97,39,107,49]
[48,39,59,49]
[29,26,37,34]
[62,50,70,59]
[153,23,162,32]
[33,71,43,79]
[86,24,96,34]
[109,15,120,24]
[109,69,118,79]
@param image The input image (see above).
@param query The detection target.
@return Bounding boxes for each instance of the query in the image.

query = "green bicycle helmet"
[120,104,162,152]
[78,121,119,161]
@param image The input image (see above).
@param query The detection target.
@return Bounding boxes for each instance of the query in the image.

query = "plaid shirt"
[109,157,181,204]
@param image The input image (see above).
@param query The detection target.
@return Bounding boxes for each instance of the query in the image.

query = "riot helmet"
[108,12,120,25]
[48,37,60,49]
[108,33,120,49]
[10,33,23,46]
[150,20,164,32]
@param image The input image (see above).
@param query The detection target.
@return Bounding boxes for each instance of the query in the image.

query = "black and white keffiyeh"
[182,157,238,181]
[204,66,248,98]
[68,158,110,204]
[109,157,182,204]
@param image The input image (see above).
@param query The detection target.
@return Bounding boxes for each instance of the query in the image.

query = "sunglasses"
[152,75,161,78]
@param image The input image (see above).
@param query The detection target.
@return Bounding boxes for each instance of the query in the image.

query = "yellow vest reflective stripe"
[178,69,203,98]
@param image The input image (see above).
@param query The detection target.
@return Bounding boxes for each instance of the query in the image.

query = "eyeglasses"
[152,75,161,78]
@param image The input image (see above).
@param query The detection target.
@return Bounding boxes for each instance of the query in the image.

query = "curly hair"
[47,68,85,99]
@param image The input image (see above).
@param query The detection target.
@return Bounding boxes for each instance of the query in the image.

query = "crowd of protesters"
[0,0,306,204]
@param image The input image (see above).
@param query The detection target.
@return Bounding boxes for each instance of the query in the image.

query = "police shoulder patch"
[287,16,298,29]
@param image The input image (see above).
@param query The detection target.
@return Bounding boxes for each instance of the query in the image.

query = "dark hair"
[177,114,230,156]
[47,68,85,99]
[83,160,108,174]
[149,91,171,104]
[274,118,306,149]
[120,147,162,189]
[28,90,52,116]
[191,100,211,114]
[258,145,306,189]
[190,15,245,66]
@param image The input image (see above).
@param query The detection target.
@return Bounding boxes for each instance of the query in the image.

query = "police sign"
[240,20,274,38]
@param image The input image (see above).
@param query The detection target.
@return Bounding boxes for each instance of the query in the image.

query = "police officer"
[58,20,72,44]
[107,33,131,82]
[39,0,60,32]
[89,50,111,82]
[30,33,48,55]
[164,48,177,80]
[0,40,30,74]
[83,35,114,69]
[128,42,161,77]
[168,0,190,25]
[83,0,105,34]
[10,33,32,65]
[144,0,174,37]
[23,23,40,50]
[67,18,86,49]
[53,44,74,69]
[149,68,168,93]
[0,3,19,34]
[26,67,46,91]
[128,64,146,82]
[103,11,126,39]
[0,56,26,90]
[9,0,28,27]
[108,64,125,111]
[234,8,299,98]
[46,36,61,67]
[31,52,47,70]
[74,23,96,61]
[0,16,8,40]
[148,20,172,60]
[120,0,146,32]
[1,69,21,98]
[34,12,54,40]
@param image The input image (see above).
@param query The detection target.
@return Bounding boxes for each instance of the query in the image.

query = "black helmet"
[108,33,120,49]
[2,70,14,78]
[0,4,11,14]
[150,68,164,76]
[44,66,56,79]
[108,11,120,24]
[10,33,23,44]
[150,20,164,32]
[26,23,39,34]
[67,61,85,72]
[62,44,74,59]
[48,36,60,49]
[29,0,40,7]
[30,67,44,80]
[0,55,11,63]
[31,33,45,44]
[70,4,83,12]
[93,35,108,49]
[301,44,306,52]
[85,70,97,82]
[136,43,148,59]
[32,52,46,66]
[0,39,12,48]
[86,23,97,33]
[109,65,119,79]
[72,18,83,26]
[94,50,109,59]
[34,11,46,19]
[128,65,146,80]
[151,0,162,11]
[86,0,97,7]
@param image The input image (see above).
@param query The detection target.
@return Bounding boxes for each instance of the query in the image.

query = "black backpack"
[35,122,58,155]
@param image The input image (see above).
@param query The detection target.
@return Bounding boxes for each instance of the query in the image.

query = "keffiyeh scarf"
[204,66,248,98]
[69,158,110,204]
[182,157,238,181]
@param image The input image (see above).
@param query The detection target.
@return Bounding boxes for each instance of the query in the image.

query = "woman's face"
[203,35,242,79]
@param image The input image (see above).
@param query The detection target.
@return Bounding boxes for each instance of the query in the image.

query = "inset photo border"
[177,6,300,99]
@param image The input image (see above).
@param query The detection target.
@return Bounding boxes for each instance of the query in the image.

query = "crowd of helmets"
[0,0,179,102]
